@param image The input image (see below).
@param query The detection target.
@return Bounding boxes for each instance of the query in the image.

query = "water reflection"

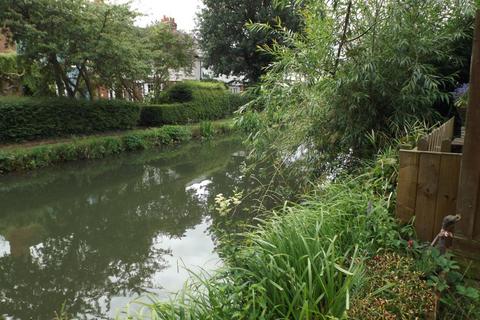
[0,137,247,319]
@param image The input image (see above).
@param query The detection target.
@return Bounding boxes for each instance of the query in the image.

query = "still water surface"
[0,137,250,319]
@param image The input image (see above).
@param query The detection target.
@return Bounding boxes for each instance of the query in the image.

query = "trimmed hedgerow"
[140,93,248,126]
[153,80,228,104]
[165,82,194,103]
[0,97,140,142]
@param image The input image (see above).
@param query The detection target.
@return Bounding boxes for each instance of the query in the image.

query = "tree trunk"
[49,54,75,97]
[81,67,94,100]
[49,55,66,97]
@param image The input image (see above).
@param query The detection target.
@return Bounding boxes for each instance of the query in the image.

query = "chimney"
[161,16,177,31]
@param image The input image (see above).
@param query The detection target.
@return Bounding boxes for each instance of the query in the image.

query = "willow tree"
[240,0,475,177]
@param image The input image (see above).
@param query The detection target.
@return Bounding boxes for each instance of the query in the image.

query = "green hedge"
[153,80,228,104]
[182,80,227,91]
[0,97,140,142]
[140,93,248,126]
[0,126,191,173]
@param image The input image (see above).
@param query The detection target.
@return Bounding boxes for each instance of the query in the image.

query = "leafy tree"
[144,22,195,93]
[238,0,475,178]
[197,0,304,83]
[0,0,149,99]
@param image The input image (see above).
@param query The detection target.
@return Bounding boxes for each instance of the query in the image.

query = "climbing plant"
[0,52,21,94]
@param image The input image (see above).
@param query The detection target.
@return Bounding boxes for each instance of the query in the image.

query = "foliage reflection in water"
[0,137,251,320]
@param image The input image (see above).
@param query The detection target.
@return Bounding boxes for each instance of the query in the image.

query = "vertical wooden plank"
[415,153,441,242]
[474,183,480,241]
[433,154,461,235]
[396,151,420,223]
[472,179,480,241]
[446,117,454,140]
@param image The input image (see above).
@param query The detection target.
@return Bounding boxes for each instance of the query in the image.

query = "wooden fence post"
[455,9,480,253]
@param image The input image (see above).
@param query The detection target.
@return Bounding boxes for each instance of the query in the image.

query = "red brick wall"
[0,29,16,53]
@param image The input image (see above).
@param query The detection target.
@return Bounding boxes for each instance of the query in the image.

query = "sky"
[111,0,204,32]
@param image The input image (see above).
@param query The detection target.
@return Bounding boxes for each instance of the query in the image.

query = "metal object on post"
[429,214,461,320]
[431,214,461,254]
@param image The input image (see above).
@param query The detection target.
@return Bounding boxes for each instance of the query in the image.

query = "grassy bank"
[124,149,480,320]
[0,120,234,174]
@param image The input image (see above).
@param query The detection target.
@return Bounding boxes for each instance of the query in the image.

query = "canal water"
[0,137,252,319]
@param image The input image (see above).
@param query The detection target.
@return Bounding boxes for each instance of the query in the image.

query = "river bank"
[0,119,234,174]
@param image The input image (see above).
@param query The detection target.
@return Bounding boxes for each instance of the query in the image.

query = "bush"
[183,80,227,91]
[140,93,248,126]
[0,97,140,142]
[153,80,228,104]
[165,82,194,103]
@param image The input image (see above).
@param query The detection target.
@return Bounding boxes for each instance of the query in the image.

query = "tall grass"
[122,151,405,320]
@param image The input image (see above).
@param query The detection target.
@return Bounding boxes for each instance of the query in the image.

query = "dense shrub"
[140,93,248,126]
[183,80,227,91]
[0,97,140,142]
[165,82,194,103]
[153,80,228,104]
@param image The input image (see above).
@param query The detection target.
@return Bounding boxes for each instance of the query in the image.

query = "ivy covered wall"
[0,52,21,95]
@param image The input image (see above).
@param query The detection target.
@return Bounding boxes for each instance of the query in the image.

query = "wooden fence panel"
[395,118,479,258]
[415,153,441,241]
[396,151,419,224]
[396,151,462,243]
[433,154,462,235]
[419,117,455,152]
